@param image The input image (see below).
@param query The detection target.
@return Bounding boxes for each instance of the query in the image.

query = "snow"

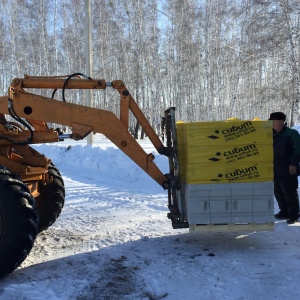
[0,134,300,300]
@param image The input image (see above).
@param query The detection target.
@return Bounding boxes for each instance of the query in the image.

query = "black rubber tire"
[36,163,65,233]
[0,167,39,279]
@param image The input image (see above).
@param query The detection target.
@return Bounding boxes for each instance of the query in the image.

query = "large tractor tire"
[36,163,65,233]
[0,167,39,279]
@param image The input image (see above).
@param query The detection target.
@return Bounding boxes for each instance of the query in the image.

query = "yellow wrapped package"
[177,120,273,184]
[186,142,273,164]
[186,161,273,184]
[184,120,272,146]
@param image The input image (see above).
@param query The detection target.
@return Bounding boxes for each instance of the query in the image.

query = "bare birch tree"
[0,0,300,131]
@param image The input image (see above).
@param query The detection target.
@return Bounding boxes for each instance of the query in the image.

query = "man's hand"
[289,165,297,175]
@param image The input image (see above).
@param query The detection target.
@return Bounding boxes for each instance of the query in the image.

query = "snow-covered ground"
[0,134,299,300]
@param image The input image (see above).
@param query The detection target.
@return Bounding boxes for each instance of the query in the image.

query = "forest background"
[0,0,300,136]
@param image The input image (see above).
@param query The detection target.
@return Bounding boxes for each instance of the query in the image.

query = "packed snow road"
[0,137,299,300]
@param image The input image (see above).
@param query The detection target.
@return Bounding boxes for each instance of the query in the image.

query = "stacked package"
[176,119,274,231]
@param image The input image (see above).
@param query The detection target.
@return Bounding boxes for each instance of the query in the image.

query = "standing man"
[269,112,300,224]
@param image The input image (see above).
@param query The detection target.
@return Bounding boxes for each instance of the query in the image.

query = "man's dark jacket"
[273,125,300,178]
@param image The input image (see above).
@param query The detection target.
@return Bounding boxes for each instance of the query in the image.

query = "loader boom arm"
[0,75,184,228]
[0,76,169,188]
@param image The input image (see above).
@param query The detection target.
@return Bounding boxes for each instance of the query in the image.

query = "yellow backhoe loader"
[0,74,183,278]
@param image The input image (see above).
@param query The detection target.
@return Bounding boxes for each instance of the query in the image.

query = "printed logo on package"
[207,121,256,141]
[210,164,260,182]
[208,143,259,163]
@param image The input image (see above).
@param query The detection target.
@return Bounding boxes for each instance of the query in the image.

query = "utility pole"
[85,0,93,144]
